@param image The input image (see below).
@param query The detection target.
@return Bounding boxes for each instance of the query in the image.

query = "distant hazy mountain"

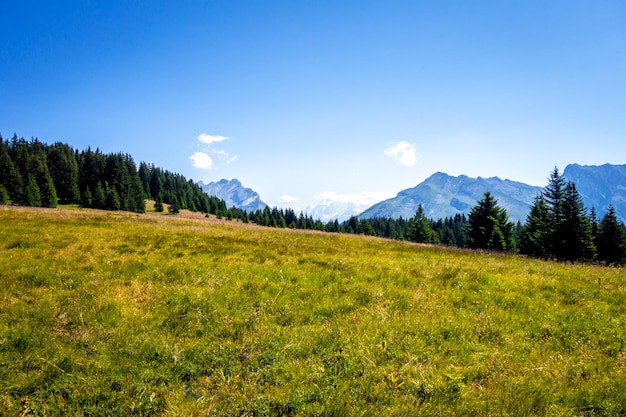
[303,200,368,223]
[563,164,626,222]
[359,172,542,223]
[198,179,267,212]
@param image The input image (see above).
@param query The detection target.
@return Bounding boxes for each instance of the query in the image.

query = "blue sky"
[2,1,625,209]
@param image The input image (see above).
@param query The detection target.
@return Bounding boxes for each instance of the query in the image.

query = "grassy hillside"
[1,206,624,416]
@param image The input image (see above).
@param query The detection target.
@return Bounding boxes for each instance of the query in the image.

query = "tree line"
[0,134,222,215]
[239,167,625,265]
[398,168,625,265]
[2,135,624,264]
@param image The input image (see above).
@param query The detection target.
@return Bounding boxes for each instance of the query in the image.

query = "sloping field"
[0,206,624,416]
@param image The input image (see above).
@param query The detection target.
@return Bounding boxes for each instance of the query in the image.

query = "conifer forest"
[1,134,624,264]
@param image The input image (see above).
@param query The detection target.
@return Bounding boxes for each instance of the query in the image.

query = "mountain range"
[359,173,542,223]
[197,179,267,212]
[199,164,626,224]
[562,164,626,223]
[302,200,366,223]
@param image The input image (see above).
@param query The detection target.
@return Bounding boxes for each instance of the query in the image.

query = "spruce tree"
[81,188,93,208]
[168,197,180,214]
[589,206,599,252]
[24,176,42,207]
[560,182,595,261]
[520,195,550,258]
[38,169,58,208]
[105,187,121,210]
[0,185,9,205]
[0,139,23,202]
[467,191,514,251]
[597,205,626,265]
[542,167,567,258]
[36,158,57,208]
[47,143,80,204]
[407,204,438,244]
[127,156,146,213]
[154,194,164,212]
[357,219,375,235]
[94,182,106,209]
[138,162,152,199]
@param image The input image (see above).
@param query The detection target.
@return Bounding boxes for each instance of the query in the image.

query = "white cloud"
[313,190,394,206]
[198,133,228,144]
[188,152,213,170]
[278,194,300,204]
[384,141,417,167]
[190,133,237,169]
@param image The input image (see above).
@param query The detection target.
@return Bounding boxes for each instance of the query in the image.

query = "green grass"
[1,206,625,416]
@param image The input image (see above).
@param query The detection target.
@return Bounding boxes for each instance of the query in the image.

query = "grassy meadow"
[0,205,625,416]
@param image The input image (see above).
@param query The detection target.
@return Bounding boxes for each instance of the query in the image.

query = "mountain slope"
[359,172,542,222]
[198,179,267,212]
[563,163,626,222]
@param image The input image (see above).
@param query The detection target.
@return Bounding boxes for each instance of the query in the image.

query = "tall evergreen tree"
[105,186,121,210]
[542,167,567,258]
[138,161,152,199]
[467,191,514,251]
[597,205,626,265]
[47,142,80,203]
[77,147,106,199]
[519,195,550,258]
[36,157,58,208]
[124,154,146,212]
[154,194,164,212]
[407,204,438,244]
[168,197,181,214]
[81,188,93,208]
[0,137,23,202]
[93,181,106,209]
[560,182,595,261]
[357,218,375,235]
[589,206,599,252]
[0,184,9,205]
[24,176,42,207]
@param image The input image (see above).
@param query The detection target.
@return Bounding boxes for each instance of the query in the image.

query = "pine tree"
[0,138,23,203]
[154,194,164,212]
[105,187,121,210]
[560,182,595,261]
[138,162,152,199]
[407,204,438,244]
[94,182,106,209]
[589,206,599,251]
[78,147,106,199]
[24,176,42,207]
[357,219,375,235]
[0,184,9,204]
[520,195,550,258]
[467,191,514,251]
[125,154,145,213]
[542,167,567,259]
[597,205,626,265]
[81,188,93,207]
[35,156,57,208]
[47,143,79,204]
[168,197,180,214]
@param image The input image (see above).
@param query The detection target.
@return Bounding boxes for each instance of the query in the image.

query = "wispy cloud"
[211,149,237,163]
[188,152,213,170]
[198,133,228,144]
[190,133,236,170]
[384,141,417,167]
[278,194,300,204]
